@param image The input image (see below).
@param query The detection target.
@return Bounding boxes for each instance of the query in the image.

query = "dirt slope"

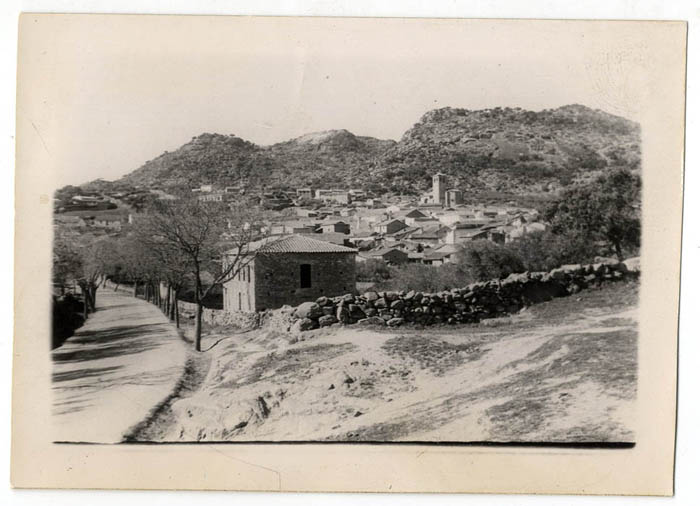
[147,281,637,443]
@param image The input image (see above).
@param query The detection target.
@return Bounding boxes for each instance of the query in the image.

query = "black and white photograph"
[10,13,686,495]
[48,17,643,447]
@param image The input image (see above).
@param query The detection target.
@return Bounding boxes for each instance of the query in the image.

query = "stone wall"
[177,257,639,335]
[274,257,640,333]
[177,300,259,329]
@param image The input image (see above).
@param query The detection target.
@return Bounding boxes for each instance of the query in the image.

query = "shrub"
[376,263,470,293]
[356,258,392,283]
[506,230,600,272]
[454,240,526,281]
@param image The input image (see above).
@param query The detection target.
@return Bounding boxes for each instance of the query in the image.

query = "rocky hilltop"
[117,104,640,196]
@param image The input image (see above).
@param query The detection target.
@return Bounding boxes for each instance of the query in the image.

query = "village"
[50,155,641,445]
[54,173,545,309]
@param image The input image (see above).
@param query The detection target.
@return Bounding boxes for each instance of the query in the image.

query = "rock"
[336,305,350,324]
[374,297,388,308]
[503,272,529,284]
[387,317,405,327]
[348,304,366,319]
[295,302,324,319]
[328,384,335,390]
[384,292,399,302]
[390,299,405,311]
[294,317,317,332]
[405,290,416,300]
[364,291,379,301]
[342,293,355,303]
[318,315,338,327]
[322,306,335,316]
[358,316,386,326]
[316,296,329,306]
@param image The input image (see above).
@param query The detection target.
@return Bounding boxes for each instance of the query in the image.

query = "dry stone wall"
[273,257,640,333]
[177,257,639,334]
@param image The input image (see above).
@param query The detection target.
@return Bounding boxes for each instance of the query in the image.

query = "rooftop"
[232,234,357,255]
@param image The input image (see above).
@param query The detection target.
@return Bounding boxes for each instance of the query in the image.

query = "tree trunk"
[194,302,203,352]
[165,285,171,316]
[88,284,97,312]
[113,281,120,292]
[614,241,624,261]
[175,293,180,328]
[80,284,89,320]
[169,288,175,321]
[133,281,138,297]
[194,273,203,351]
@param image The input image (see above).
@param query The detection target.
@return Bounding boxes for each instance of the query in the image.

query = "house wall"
[252,252,356,311]
[223,261,256,312]
[380,250,408,264]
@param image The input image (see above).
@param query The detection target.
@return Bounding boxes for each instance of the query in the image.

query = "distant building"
[400,209,429,225]
[320,221,350,234]
[222,235,357,312]
[296,188,313,199]
[93,214,123,231]
[445,189,464,208]
[198,192,228,202]
[373,219,407,235]
[360,247,409,265]
[71,195,103,203]
[348,189,367,200]
[269,221,317,235]
[315,189,351,205]
[423,244,462,265]
[432,173,447,204]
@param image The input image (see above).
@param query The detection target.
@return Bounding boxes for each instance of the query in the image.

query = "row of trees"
[53,196,267,351]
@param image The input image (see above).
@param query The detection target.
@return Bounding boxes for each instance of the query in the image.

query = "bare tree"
[137,196,264,351]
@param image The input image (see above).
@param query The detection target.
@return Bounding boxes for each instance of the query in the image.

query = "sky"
[18,15,653,188]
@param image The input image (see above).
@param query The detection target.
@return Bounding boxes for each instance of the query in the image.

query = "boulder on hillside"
[318,315,338,327]
[387,317,405,327]
[295,302,324,319]
[358,316,386,326]
[291,317,317,333]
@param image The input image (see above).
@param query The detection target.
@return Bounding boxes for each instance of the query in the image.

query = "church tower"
[432,173,447,204]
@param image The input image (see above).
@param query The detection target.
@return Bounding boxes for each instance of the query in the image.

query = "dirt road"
[51,289,187,443]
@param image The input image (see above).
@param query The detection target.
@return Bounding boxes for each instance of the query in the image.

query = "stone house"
[373,218,407,235]
[359,247,409,265]
[223,235,357,312]
[320,220,350,234]
[93,214,123,231]
[296,188,313,199]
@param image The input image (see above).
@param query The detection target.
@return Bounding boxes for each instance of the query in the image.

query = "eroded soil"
[146,281,638,443]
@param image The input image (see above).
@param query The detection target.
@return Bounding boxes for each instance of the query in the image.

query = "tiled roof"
[236,234,357,254]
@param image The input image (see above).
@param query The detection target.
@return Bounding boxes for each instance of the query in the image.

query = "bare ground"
[140,281,638,443]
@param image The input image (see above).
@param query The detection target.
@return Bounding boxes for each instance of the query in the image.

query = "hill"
[373,104,640,195]
[115,104,640,197]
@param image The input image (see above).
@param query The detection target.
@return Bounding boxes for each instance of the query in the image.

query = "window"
[247,265,251,283]
[300,264,311,288]
[238,292,242,311]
